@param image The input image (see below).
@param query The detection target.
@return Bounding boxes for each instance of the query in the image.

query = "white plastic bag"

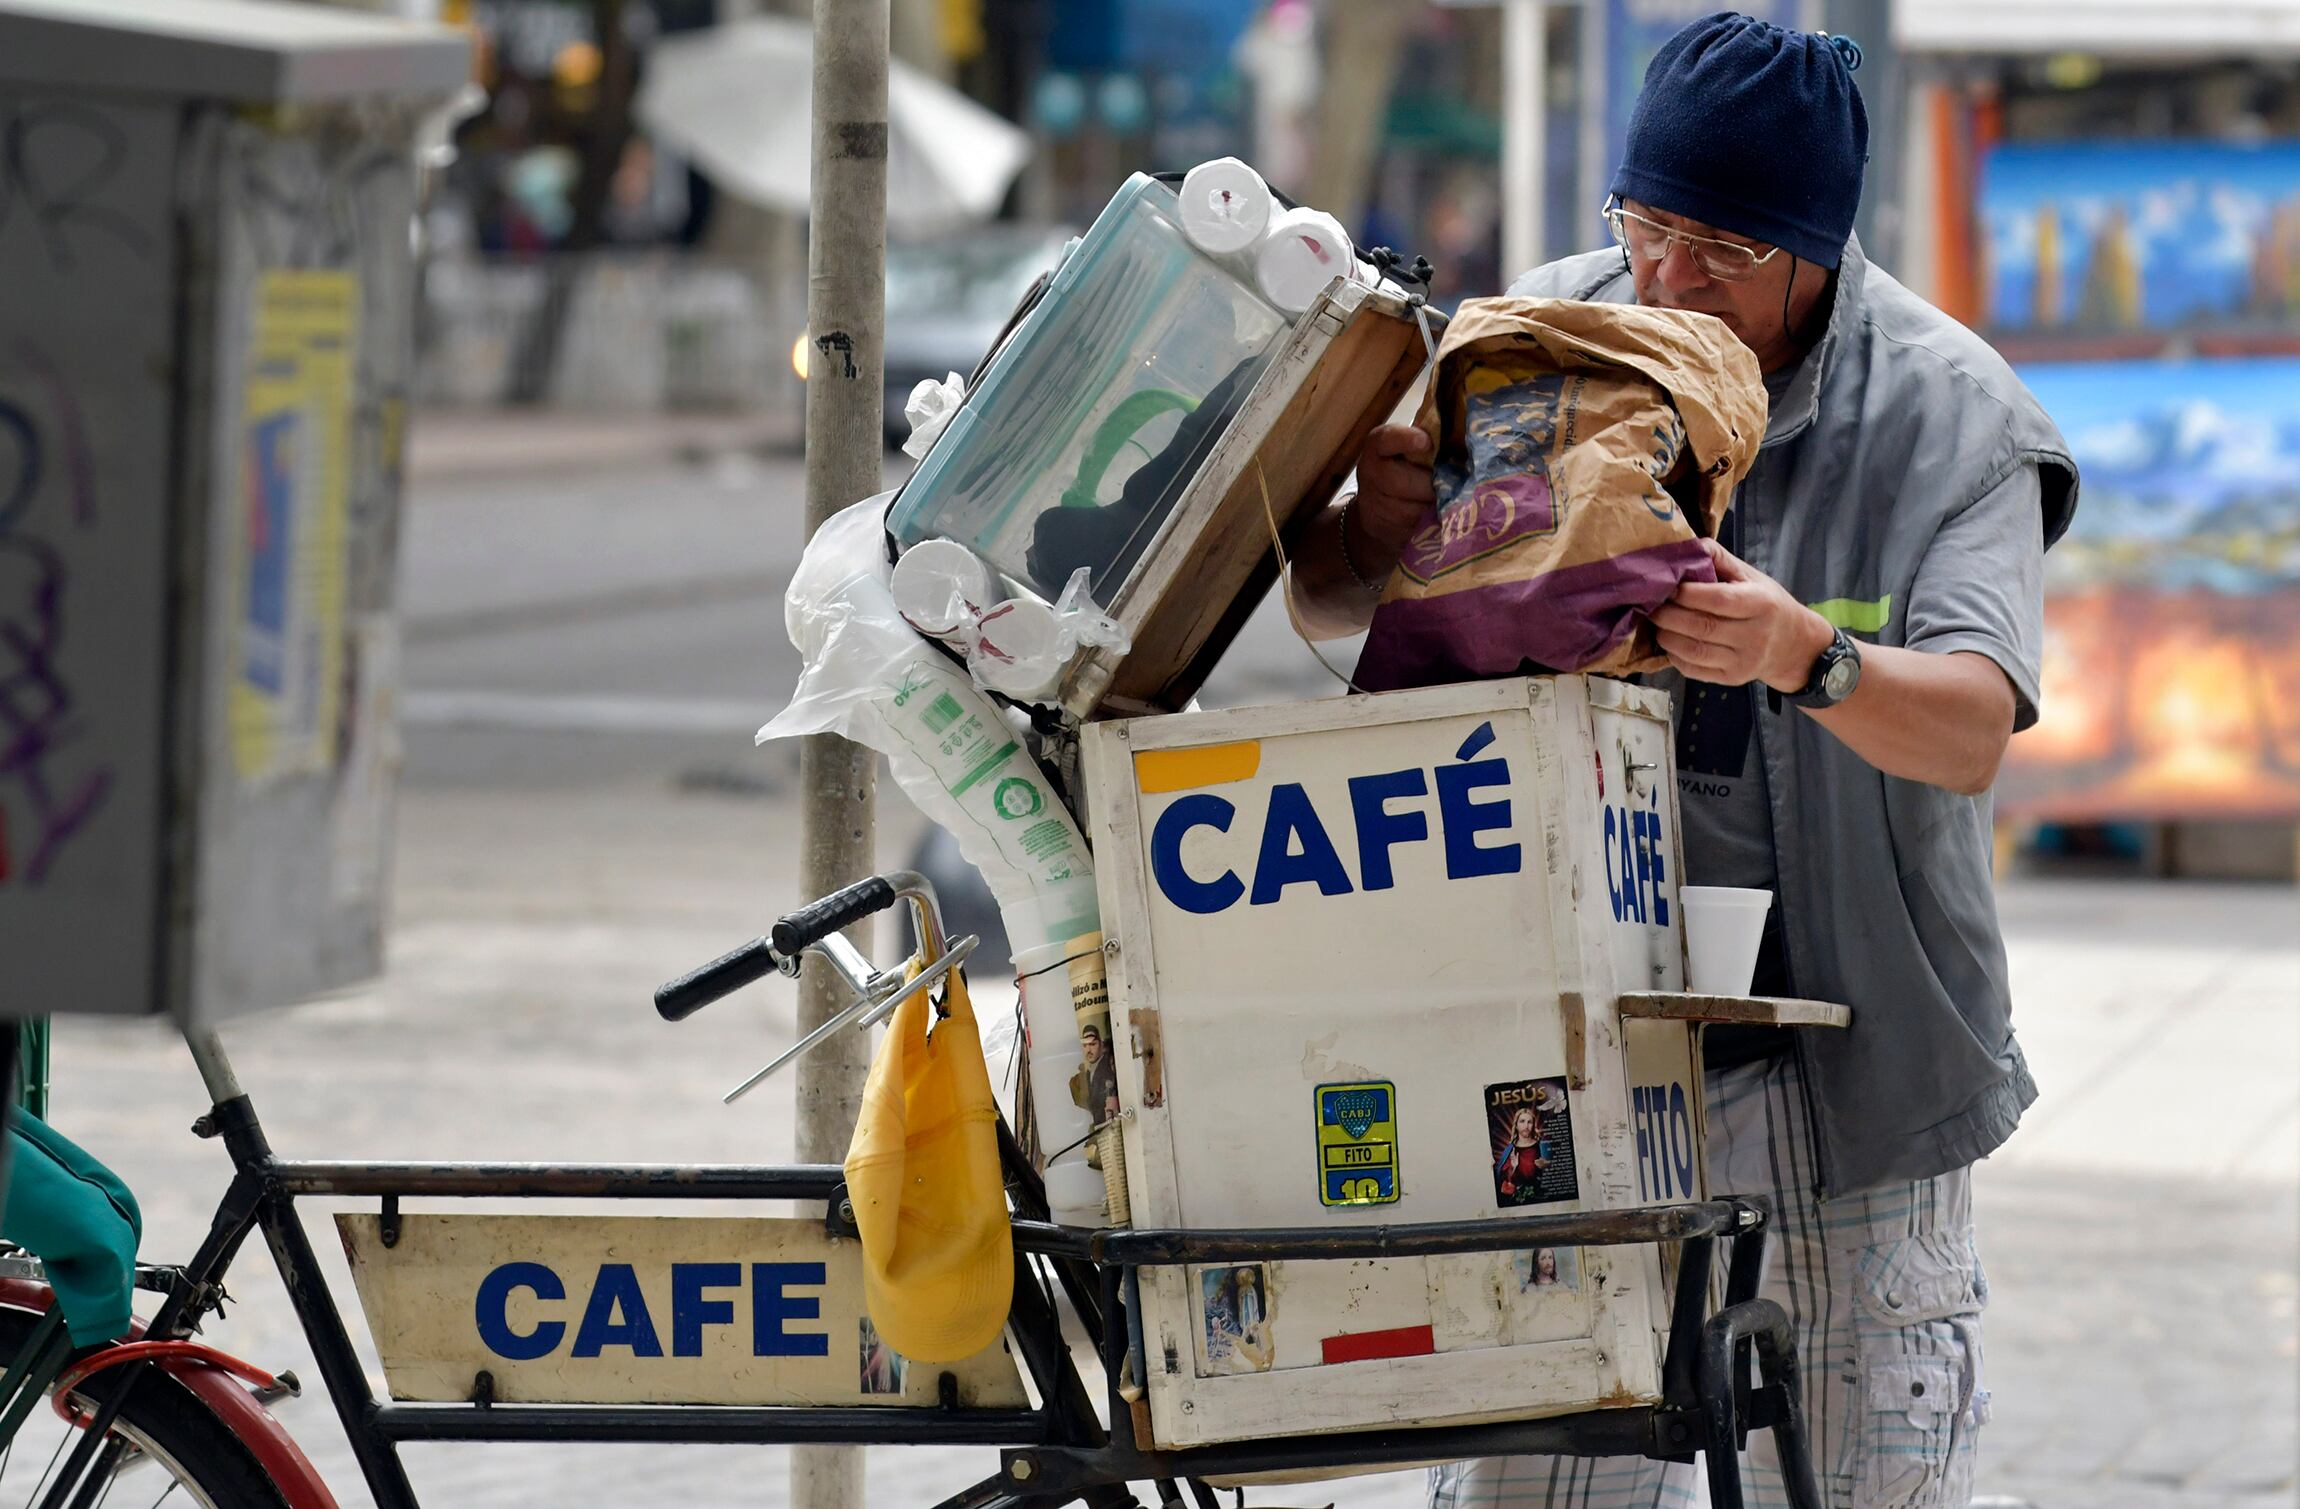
[901,372,968,460]
[760,496,1102,952]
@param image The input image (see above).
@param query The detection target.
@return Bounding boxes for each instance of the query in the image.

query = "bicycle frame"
[21,1028,1818,1509]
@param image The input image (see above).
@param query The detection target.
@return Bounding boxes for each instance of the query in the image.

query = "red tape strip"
[1320,1323,1436,1366]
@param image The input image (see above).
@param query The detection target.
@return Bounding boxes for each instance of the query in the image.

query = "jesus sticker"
[1485,1077,1579,1207]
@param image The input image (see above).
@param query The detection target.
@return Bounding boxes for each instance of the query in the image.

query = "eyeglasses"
[1603,200,1784,283]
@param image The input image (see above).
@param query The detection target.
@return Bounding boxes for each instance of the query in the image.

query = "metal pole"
[1577,0,1608,255]
[1825,0,1899,264]
[1501,0,1547,278]
[793,0,886,1506]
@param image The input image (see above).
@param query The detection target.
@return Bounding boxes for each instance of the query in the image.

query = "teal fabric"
[2,1113,141,1345]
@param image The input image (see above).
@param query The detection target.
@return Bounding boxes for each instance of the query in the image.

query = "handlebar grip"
[770,875,900,957]
[655,938,779,1022]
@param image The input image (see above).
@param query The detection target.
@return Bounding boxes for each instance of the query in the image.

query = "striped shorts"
[1430,1052,1991,1509]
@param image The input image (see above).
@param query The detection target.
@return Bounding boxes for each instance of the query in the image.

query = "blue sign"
[241,411,298,695]
[1601,801,1672,928]
[1632,1082,1697,1201]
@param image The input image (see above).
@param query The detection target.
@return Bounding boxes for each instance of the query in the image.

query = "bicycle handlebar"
[654,938,782,1022]
[656,875,911,1024]
[769,875,899,957]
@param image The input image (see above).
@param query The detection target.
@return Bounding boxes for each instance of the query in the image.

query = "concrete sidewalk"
[49,783,2300,1509]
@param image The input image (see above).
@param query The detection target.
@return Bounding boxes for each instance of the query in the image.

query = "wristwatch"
[1789,626,1863,709]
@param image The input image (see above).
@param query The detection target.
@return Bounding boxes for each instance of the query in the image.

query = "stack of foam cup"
[1254,207,1367,315]
[1014,940,1107,1226]
[1177,157,1367,317]
[1178,156,1274,255]
[891,540,1076,704]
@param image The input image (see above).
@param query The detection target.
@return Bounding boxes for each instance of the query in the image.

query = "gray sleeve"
[1505,249,1632,302]
[1903,462,2048,732]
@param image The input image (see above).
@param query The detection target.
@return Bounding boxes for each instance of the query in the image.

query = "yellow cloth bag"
[842,965,1015,1362]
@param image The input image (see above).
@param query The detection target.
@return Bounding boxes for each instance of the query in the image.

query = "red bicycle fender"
[0,1278,59,1314]
[161,1360,342,1509]
[0,1284,340,1509]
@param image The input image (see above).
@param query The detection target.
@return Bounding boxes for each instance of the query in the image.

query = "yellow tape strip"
[1134,741,1262,794]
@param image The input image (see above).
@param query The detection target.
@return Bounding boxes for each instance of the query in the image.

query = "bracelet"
[1338,495,1385,595]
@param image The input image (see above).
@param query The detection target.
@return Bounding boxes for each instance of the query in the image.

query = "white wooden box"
[1080,675,1710,1449]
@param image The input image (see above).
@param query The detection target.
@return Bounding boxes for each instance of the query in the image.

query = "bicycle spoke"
[26,1426,72,1506]
[63,1436,136,1509]
[112,1456,169,1509]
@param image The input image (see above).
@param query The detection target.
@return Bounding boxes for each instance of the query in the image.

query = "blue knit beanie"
[1608,12,1868,270]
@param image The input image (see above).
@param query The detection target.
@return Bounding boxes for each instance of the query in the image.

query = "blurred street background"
[406,0,2300,874]
[6,0,2300,1505]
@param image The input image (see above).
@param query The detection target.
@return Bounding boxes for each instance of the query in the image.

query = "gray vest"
[1509,236,2080,1196]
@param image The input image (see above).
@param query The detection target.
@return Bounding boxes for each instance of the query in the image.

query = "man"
[1294,13,2077,1508]
[1070,1023,1120,1124]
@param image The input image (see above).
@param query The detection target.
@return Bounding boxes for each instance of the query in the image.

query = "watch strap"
[1789,627,1857,709]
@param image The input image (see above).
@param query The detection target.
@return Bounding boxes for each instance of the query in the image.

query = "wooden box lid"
[1057,277,1439,721]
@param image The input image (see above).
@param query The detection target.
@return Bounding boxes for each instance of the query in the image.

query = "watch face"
[1823,655,1859,701]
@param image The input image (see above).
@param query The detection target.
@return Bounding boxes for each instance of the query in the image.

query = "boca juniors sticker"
[1485,1076,1579,1207]
[1315,1081,1401,1207]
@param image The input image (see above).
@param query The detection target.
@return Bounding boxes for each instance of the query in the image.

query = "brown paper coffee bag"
[1356,297,1765,690]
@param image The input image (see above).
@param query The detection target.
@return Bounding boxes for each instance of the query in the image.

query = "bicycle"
[0,873,1821,1509]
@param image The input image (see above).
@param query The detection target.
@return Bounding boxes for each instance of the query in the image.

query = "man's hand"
[1651,538,1834,693]
[1652,539,2021,796]
[1350,423,1438,559]
[1286,423,1437,639]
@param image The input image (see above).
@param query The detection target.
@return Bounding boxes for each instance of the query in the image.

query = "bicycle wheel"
[0,1306,294,1509]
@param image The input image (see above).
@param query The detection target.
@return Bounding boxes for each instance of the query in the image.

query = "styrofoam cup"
[971,598,1065,700]
[1680,886,1773,996]
[1014,940,1093,1150]
[890,538,993,639]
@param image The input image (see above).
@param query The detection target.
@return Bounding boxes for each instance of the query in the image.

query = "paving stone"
[2188,1429,2300,1498]
[2112,1412,2254,1485]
